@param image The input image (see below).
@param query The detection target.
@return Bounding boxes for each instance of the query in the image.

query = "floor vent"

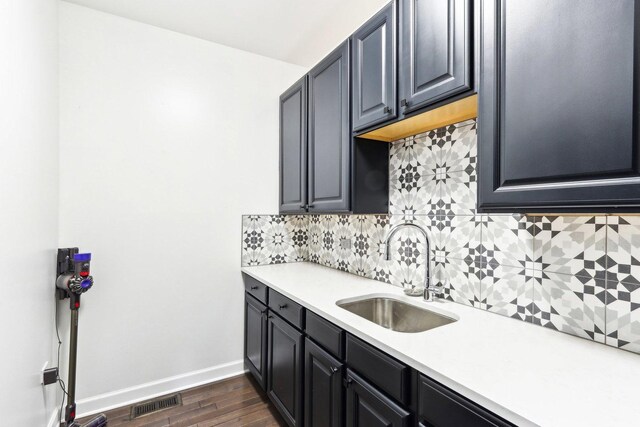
[130,393,182,419]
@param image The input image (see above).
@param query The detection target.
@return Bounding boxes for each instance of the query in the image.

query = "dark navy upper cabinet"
[352,1,397,132]
[478,0,640,212]
[279,40,389,215]
[279,77,307,214]
[308,41,351,213]
[399,0,472,115]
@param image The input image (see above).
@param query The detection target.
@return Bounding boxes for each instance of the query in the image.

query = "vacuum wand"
[56,249,105,427]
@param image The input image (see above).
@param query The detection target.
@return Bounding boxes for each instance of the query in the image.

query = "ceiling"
[62,0,389,67]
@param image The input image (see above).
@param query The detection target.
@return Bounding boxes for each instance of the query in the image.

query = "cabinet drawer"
[346,334,410,405]
[345,369,411,427]
[269,290,305,330]
[418,375,514,427]
[306,311,344,359]
[243,274,268,305]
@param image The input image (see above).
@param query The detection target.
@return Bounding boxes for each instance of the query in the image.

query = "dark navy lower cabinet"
[345,369,411,427]
[345,334,411,406]
[267,313,304,427]
[478,0,640,212]
[244,278,517,427]
[304,338,344,427]
[417,375,514,427]
[244,293,268,390]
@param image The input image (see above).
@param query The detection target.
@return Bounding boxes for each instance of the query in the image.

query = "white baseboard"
[47,408,60,427]
[75,359,245,419]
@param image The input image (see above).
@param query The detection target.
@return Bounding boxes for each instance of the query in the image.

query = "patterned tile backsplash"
[241,119,640,355]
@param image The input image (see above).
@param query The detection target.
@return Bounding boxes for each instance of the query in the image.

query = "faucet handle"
[378,243,386,256]
[424,283,444,302]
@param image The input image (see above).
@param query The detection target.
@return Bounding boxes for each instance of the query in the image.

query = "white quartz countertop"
[242,262,640,427]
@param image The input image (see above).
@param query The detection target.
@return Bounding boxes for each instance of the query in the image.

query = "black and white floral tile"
[241,119,640,355]
[241,215,308,266]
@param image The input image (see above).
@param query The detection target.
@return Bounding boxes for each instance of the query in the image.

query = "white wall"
[0,0,60,425]
[59,2,305,415]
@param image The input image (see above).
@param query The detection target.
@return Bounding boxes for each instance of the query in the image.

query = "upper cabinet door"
[352,1,397,132]
[280,76,308,214]
[399,0,472,115]
[478,0,640,212]
[308,41,351,213]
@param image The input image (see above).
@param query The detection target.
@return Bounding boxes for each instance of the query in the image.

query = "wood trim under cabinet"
[358,94,478,142]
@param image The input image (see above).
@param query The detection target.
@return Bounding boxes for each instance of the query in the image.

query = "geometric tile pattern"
[534,216,607,280]
[389,119,477,217]
[482,214,535,269]
[605,279,640,353]
[532,271,607,343]
[242,119,640,356]
[433,257,482,307]
[605,216,640,285]
[481,263,532,321]
[241,215,308,266]
[605,216,640,353]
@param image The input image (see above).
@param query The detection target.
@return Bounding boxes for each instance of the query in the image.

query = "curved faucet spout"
[383,222,441,300]
[383,223,430,261]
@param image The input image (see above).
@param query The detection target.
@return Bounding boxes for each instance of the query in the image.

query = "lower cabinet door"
[267,313,304,427]
[304,338,344,427]
[418,375,514,427]
[345,369,411,427]
[244,294,268,390]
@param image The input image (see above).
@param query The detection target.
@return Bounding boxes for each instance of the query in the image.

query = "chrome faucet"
[383,223,443,301]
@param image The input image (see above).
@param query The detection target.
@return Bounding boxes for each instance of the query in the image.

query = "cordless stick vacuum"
[56,248,107,427]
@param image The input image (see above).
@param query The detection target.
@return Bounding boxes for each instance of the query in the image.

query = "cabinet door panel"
[268,314,304,427]
[502,0,633,184]
[305,338,344,427]
[345,334,410,405]
[399,0,472,114]
[280,76,307,213]
[478,0,640,212]
[244,294,267,390]
[345,370,411,427]
[308,41,351,212]
[352,2,397,131]
[306,311,345,359]
[418,374,514,427]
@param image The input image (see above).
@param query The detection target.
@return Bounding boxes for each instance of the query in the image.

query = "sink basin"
[336,295,456,333]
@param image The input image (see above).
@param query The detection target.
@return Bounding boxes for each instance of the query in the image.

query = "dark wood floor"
[77,374,286,427]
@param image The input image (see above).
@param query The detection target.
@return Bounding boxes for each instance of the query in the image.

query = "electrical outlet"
[41,361,48,385]
[42,362,58,386]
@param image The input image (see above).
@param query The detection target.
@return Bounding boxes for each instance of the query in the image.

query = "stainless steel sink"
[336,296,456,333]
